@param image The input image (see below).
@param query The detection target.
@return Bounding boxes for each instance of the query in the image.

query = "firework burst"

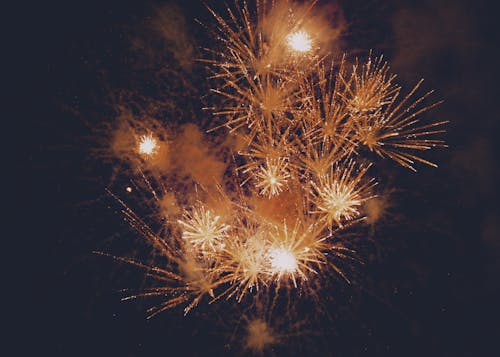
[254,157,291,198]
[267,218,327,287]
[178,205,230,252]
[310,161,375,228]
[95,1,447,343]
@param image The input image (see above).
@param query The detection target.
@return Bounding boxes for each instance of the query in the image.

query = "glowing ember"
[138,134,158,156]
[286,31,312,52]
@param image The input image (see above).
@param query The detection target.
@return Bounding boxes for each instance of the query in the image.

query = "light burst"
[287,30,312,52]
[267,218,327,287]
[138,133,159,156]
[342,56,399,115]
[269,247,298,273]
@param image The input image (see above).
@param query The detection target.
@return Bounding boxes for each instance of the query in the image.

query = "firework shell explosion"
[96,0,447,352]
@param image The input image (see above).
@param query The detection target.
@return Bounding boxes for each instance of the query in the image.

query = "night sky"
[28,0,500,355]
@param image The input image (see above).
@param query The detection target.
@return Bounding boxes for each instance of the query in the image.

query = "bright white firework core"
[138,134,158,156]
[286,31,312,52]
[269,247,298,273]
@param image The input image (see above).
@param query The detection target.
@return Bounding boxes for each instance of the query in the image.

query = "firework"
[267,218,327,287]
[341,57,448,170]
[178,205,230,252]
[203,1,322,141]
[253,157,291,198]
[96,0,447,335]
[310,161,375,229]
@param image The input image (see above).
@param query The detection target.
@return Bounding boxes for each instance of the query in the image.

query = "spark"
[299,58,355,149]
[203,1,316,140]
[341,56,448,170]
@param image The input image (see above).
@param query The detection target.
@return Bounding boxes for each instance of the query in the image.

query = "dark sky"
[26,0,500,356]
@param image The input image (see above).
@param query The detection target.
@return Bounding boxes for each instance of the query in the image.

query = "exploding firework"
[95,1,447,351]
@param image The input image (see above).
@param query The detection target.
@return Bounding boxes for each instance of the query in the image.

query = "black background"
[25,0,500,355]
